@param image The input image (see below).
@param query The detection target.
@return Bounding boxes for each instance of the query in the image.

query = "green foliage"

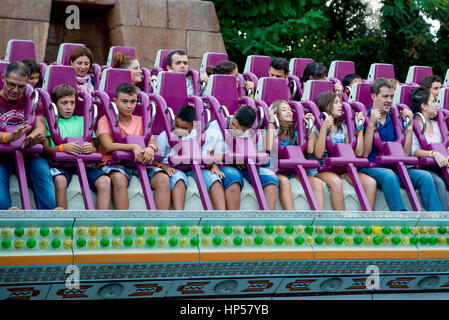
[212,0,449,81]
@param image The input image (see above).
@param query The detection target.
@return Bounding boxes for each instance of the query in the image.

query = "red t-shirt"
[0,93,44,125]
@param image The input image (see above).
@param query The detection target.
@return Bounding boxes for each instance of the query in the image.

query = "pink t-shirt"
[96,114,144,167]
[0,93,44,125]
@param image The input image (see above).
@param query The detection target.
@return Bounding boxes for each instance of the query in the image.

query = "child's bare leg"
[307,175,325,210]
[225,182,241,210]
[341,172,377,210]
[109,171,129,210]
[171,180,186,210]
[263,184,278,210]
[54,175,68,209]
[94,175,112,210]
[150,172,171,210]
[277,174,294,210]
[209,181,226,210]
[315,171,345,210]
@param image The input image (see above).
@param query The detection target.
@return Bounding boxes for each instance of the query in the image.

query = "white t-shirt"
[411,119,443,155]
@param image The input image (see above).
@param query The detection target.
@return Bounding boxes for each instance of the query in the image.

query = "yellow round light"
[76,227,87,236]
[179,238,189,247]
[438,236,446,245]
[353,226,363,234]
[88,239,98,248]
[27,228,37,237]
[201,237,211,246]
[39,239,49,249]
[305,236,314,245]
[123,226,133,236]
[325,236,333,245]
[391,226,400,234]
[265,236,274,245]
[429,227,437,235]
[334,226,344,235]
[223,237,232,246]
[52,227,62,237]
[88,226,98,236]
[1,228,12,238]
[401,237,410,245]
[420,226,428,234]
[285,236,294,245]
[100,227,110,236]
[147,226,157,236]
[191,226,200,235]
[254,226,264,235]
[63,238,73,249]
[315,226,324,235]
[112,238,122,248]
[363,236,372,245]
[372,226,382,235]
[410,227,419,235]
[295,225,304,234]
[135,237,145,247]
[344,237,353,245]
[233,226,243,235]
[383,236,391,245]
[212,226,222,235]
[14,239,24,249]
[244,236,254,246]
[275,226,284,234]
[169,226,179,235]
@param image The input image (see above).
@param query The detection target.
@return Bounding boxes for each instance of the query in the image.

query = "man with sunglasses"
[0,61,56,209]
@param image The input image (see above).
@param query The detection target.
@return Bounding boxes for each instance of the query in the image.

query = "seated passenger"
[166,50,208,96]
[22,58,41,88]
[360,78,442,211]
[307,91,376,210]
[301,62,343,100]
[389,78,400,89]
[342,73,362,96]
[154,105,225,210]
[206,60,254,95]
[266,100,324,210]
[421,75,442,101]
[43,84,111,210]
[96,83,171,210]
[410,87,449,211]
[0,61,55,209]
[207,106,279,210]
[69,47,95,93]
[112,52,143,90]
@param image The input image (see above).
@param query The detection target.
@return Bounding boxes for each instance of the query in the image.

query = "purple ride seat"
[151,71,214,210]
[444,69,449,87]
[0,81,42,210]
[54,43,102,91]
[152,49,201,96]
[92,68,160,210]
[437,87,449,111]
[253,77,320,210]
[348,82,373,112]
[289,58,313,79]
[405,66,433,85]
[202,74,271,210]
[200,52,228,73]
[39,64,101,210]
[328,60,356,83]
[367,63,395,82]
[301,79,373,211]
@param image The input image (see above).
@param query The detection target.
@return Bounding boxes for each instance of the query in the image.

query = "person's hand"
[211,164,225,179]
[4,121,31,143]
[432,151,448,168]
[21,131,46,149]
[61,141,82,155]
[199,72,209,84]
[81,142,94,154]
[304,113,315,125]
[400,108,413,122]
[334,83,343,95]
[369,109,381,126]
[132,145,142,163]
[268,108,275,123]
[322,115,334,131]
[140,146,154,165]
[355,112,365,127]
[161,164,177,176]
[245,81,255,93]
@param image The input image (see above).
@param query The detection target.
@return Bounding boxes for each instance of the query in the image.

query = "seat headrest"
[107,46,136,66]
[348,82,373,108]
[393,84,419,106]
[405,65,432,84]
[42,65,77,94]
[328,60,356,82]
[5,39,36,62]
[254,77,290,106]
[99,68,133,98]
[367,63,395,82]
[56,43,86,66]
[243,55,271,78]
[302,80,334,102]
[200,52,228,72]
[289,58,313,78]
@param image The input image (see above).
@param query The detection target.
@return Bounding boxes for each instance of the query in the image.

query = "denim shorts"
[220,166,279,190]
[186,169,222,191]
[50,167,107,192]
[100,165,187,190]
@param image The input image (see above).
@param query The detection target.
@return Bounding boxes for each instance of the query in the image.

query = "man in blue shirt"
[360,78,441,211]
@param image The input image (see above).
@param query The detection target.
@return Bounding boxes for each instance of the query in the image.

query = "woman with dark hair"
[22,58,41,88]
[69,47,95,93]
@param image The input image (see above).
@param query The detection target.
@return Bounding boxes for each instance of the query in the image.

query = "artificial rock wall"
[0,0,226,69]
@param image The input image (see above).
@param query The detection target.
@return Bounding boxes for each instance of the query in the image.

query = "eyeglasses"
[5,79,26,90]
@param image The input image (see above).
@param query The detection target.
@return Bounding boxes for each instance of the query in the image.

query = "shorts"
[186,169,222,191]
[220,166,279,190]
[50,167,107,193]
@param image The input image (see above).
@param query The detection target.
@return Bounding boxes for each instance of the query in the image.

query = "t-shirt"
[364,109,397,163]
[411,119,443,155]
[156,128,201,164]
[96,114,144,167]
[0,93,44,125]
[45,116,91,147]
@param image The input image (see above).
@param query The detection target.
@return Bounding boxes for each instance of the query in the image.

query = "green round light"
[212,236,222,246]
[401,226,410,235]
[146,237,156,247]
[363,226,372,235]
[158,226,167,235]
[124,237,133,247]
[40,227,50,237]
[169,237,178,247]
[373,236,382,245]
[77,238,86,248]
[354,236,362,245]
[275,236,284,245]
[325,226,334,234]
[244,226,253,235]
[438,226,446,234]
[429,237,437,245]
[305,226,314,235]
[285,225,294,234]
[223,226,233,235]
[112,226,122,236]
[180,226,190,235]
[295,236,304,245]
[254,236,264,245]
[420,236,429,244]
[26,238,36,249]
[190,237,199,246]
[265,225,274,234]
[410,236,419,245]
[201,225,211,235]
[334,236,343,245]
[344,226,353,235]
[382,226,392,235]
[64,227,73,237]
[14,227,24,237]
[100,237,110,247]
[51,238,61,249]
[392,236,401,245]
[233,236,243,246]
[1,238,11,249]
[315,235,324,245]
[135,226,145,236]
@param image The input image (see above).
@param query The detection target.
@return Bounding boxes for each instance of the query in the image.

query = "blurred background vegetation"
[211,0,449,82]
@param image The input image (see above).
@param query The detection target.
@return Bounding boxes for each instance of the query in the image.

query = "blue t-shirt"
[364,108,397,163]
